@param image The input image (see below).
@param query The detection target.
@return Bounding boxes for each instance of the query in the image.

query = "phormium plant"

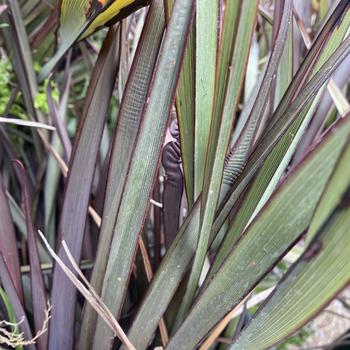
[1,0,350,349]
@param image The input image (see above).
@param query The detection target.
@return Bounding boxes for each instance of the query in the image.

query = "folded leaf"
[39,0,149,79]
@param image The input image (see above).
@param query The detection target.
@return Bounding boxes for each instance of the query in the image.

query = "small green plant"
[0,57,26,119]
[34,79,59,114]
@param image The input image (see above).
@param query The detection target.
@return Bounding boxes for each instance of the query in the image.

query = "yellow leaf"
[83,0,137,37]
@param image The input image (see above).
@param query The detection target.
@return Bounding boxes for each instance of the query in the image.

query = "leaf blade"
[230,152,350,349]
[193,0,218,199]
[78,2,165,348]
[166,112,350,350]
[91,0,195,347]
[48,27,120,350]
[175,0,259,326]
[0,174,23,302]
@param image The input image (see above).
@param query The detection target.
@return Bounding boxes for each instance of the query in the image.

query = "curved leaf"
[39,0,149,79]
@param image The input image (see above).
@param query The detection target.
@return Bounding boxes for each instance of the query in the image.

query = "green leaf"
[174,29,195,205]
[165,112,350,350]
[126,201,201,350]
[210,2,350,277]
[178,48,196,204]
[306,129,350,243]
[212,0,241,157]
[214,32,350,238]
[91,0,195,347]
[222,1,292,188]
[230,146,350,349]
[78,2,165,348]
[164,0,196,206]
[126,21,350,349]
[175,0,258,327]
[193,0,218,199]
[209,93,323,281]
[274,26,293,108]
[270,1,350,126]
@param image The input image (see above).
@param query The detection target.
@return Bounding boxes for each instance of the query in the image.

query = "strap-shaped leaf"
[165,0,196,206]
[306,129,350,242]
[214,32,350,236]
[210,2,350,277]
[210,4,350,274]
[126,200,201,350]
[78,2,165,348]
[223,0,292,186]
[0,175,23,303]
[217,0,350,248]
[126,25,350,350]
[230,144,350,349]
[269,0,350,126]
[175,0,259,327]
[165,113,350,350]
[48,27,120,350]
[193,0,218,199]
[92,0,195,347]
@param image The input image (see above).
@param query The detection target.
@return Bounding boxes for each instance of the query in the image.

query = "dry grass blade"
[37,230,135,350]
[0,255,34,348]
[293,8,350,116]
[20,261,93,274]
[0,303,52,348]
[0,117,56,130]
[327,79,350,115]
[0,4,7,15]
[199,288,274,350]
